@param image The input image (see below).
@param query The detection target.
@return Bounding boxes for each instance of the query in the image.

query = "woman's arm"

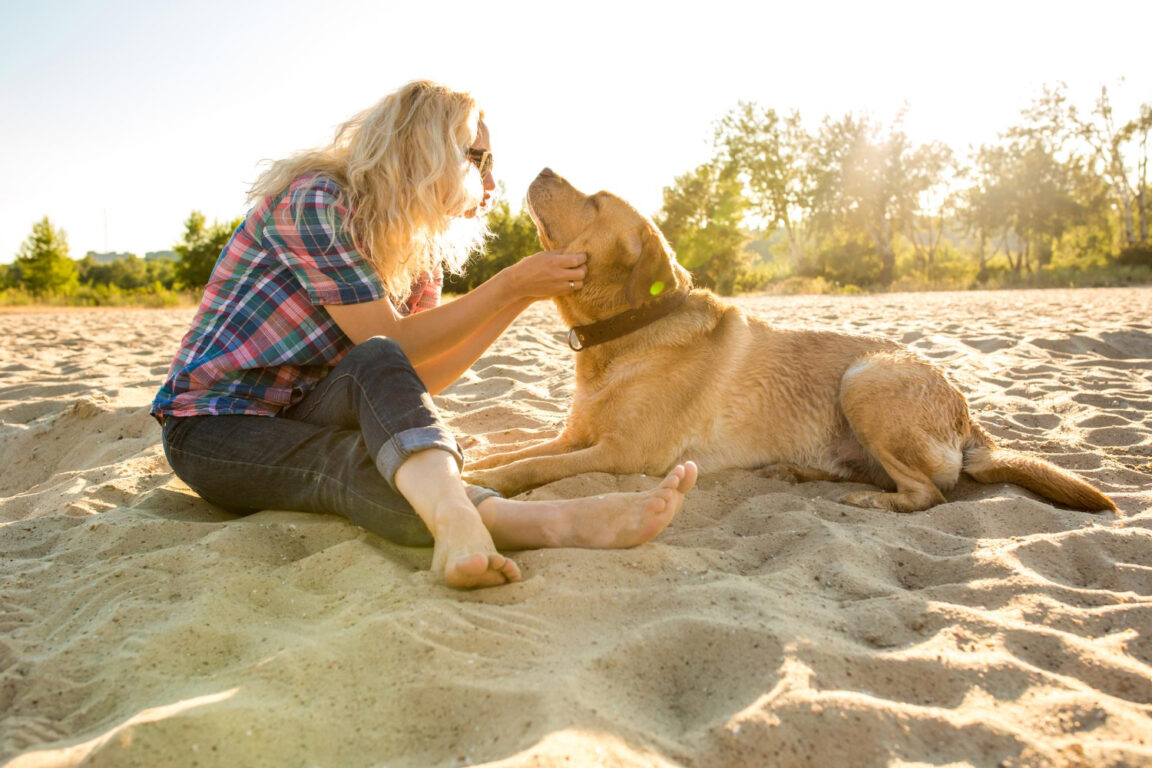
[410,295,532,394]
[326,249,586,381]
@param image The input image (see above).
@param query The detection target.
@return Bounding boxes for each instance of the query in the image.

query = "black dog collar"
[566,290,689,351]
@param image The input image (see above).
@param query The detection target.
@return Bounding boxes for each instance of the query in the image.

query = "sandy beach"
[2,287,1150,768]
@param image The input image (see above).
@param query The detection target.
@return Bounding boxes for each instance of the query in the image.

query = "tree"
[998,90,1107,273]
[14,217,77,296]
[903,141,957,270]
[809,115,891,284]
[173,211,243,288]
[961,144,1015,281]
[78,253,177,291]
[1130,104,1152,247]
[715,103,814,273]
[1065,85,1152,247]
[808,112,963,285]
[656,161,749,294]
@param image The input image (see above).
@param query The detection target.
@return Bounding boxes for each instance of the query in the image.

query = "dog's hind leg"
[836,353,967,513]
[836,452,949,512]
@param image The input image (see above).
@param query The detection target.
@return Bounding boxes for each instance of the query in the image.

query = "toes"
[659,461,698,493]
[681,461,698,491]
[444,553,522,589]
[450,553,493,577]
[644,494,670,514]
[658,466,683,489]
[450,570,508,589]
[496,556,522,582]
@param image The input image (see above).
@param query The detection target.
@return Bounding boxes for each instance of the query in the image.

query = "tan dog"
[465,169,1116,513]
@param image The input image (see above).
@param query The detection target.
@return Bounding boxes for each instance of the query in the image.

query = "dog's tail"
[961,424,1117,512]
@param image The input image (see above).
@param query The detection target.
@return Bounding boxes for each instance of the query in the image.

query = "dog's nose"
[539,167,555,178]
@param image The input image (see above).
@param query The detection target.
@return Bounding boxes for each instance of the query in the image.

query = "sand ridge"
[1,288,1150,767]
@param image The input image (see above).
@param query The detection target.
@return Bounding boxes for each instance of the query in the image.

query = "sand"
[1,287,1150,768]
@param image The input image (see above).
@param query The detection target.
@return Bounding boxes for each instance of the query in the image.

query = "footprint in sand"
[1086,425,1148,447]
[1010,529,1152,595]
[962,336,1016,353]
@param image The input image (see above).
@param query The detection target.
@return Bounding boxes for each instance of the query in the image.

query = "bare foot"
[478,462,698,551]
[393,448,522,590]
[430,507,522,589]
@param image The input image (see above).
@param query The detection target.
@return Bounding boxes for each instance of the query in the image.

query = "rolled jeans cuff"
[375,425,464,489]
[465,485,502,507]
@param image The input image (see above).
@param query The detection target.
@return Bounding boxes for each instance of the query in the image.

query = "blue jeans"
[161,337,499,547]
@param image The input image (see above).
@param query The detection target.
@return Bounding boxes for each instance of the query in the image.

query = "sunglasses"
[466,147,493,177]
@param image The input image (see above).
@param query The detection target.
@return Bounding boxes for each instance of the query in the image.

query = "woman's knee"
[354,335,407,359]
[341,336,416,376]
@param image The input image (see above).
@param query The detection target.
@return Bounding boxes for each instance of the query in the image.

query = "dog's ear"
[624,226,678,308]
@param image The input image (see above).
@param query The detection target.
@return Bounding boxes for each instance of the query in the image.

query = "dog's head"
[526,169,691,322]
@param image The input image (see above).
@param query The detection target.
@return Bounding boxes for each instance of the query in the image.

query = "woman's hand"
[504,250,587,300]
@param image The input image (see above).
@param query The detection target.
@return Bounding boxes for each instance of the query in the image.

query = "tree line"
[659,82,1151,293]
[1,212,243,306]
[456,84,1151,295]
[7,82,1149,305]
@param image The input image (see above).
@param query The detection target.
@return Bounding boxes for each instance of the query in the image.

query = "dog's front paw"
[462,466,495,489]
[756,464,802,484]
[464,454,503,471]
[462,467,519,497]
[839,490,886,509]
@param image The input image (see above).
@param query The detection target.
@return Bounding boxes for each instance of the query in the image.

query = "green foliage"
[731,262,778,293]
[1051,224,1113,269]
[982,263,1152,289]
[78,254,177,291]
[816,237,883,288]
[808,113,955,285]
[1116,244,1152,267]
[715,103,813,274]
[0,285,194,307]
[654,83,1151,295]
[13,217,77,296]
[1066,85,1152,248]
[173,211,244,289]
[444,195,542,293]
[656,162,750,294]
[2,218,192,307]
[889,242,979,291]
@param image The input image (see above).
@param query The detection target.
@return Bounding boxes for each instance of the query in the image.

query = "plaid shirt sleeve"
[400,266,444,316]
[262,176,384,306]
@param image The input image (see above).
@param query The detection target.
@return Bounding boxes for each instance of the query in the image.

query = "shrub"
[1116,244,1152,268]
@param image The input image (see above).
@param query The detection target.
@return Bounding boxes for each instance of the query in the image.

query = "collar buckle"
[566,327,585,351]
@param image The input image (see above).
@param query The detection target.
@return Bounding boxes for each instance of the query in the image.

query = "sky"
[2,0,1150,263]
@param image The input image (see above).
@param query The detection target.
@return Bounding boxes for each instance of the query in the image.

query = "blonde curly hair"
[248,80,489,301]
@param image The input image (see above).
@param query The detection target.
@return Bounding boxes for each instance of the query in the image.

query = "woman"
[152,80,696,589]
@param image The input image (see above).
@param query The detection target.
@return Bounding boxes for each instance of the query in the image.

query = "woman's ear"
[625,226,678,308]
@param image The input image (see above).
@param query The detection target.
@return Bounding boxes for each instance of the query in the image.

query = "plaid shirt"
[152,174,441,420]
